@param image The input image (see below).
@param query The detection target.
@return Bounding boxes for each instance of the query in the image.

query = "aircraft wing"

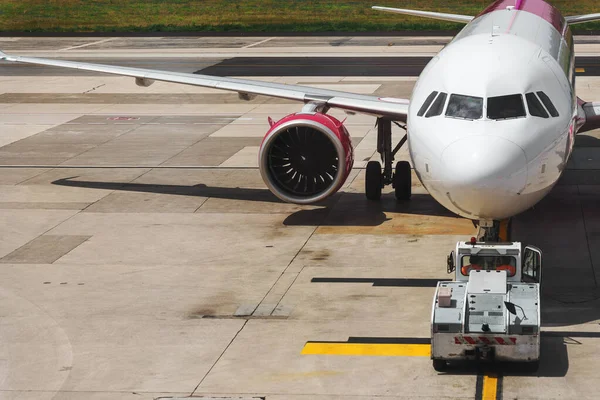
[578,101,600,133]
[372,6,473,24]
[0,50,409,122]
[566,13,600,24]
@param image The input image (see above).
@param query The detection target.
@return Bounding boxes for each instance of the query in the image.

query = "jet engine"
[259,112,354,204]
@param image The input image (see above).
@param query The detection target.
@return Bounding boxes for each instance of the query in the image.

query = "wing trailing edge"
[372,6,473,24]
[566,13,600,25]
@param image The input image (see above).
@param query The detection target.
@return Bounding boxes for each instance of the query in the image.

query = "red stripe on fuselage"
[477,0,566,36]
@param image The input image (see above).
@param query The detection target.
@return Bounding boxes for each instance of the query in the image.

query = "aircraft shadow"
[51,177,456,226]
[512,132,600,327]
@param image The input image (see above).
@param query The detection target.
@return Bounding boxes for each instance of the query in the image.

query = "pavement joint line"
[577,184,598,286]
[253,225,320,317]
[156,124,218,169]
[190,320,249,396]
[261,192,347,316]
[58,37,118,52]
[242,37,276,49]
[82,83,106,94]
[55,118,149,167]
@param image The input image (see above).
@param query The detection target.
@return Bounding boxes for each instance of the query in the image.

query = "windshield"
[417,91,438,117]
[526,92,549,118]
[537,91,559,117]
[445,94,483,120]
[425,92,447,118]
[487,94,526,120]
[461,255,517,277]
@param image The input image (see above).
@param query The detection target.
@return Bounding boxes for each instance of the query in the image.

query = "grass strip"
[0,0,599,33]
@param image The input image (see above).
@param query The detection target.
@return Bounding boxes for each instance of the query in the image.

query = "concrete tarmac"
[0,36,599,400]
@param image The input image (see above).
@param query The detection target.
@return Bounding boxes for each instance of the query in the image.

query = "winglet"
[372,6,473,24]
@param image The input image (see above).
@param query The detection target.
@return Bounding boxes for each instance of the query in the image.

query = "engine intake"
[259,112,354,204]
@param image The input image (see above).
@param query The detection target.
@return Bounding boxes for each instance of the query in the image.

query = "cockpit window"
[417,91,438,117]
[487,94,526,120]
[445,94,483,120]
[425,92,448,118]
[525,93,549,118]
[537,91,559,117]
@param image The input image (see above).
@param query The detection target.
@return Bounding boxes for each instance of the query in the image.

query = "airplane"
[1,0,600,239]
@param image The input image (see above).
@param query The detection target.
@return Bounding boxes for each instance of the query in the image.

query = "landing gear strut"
[476,219,511,242]
[365,118,410,201]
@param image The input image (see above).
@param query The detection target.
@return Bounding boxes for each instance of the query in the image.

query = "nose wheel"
[365,161,383,200]
[394,160,412,201]
[364,118,410,201]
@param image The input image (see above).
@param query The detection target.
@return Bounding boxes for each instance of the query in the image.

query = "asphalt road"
[2,56,600,76]
[198,56,600,76]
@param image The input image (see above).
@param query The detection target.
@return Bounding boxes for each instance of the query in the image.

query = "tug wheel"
[432,359,447,372]
[524,360,540,373]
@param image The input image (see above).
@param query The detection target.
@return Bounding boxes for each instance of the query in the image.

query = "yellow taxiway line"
[482,372,499,400]
[301,342,431,357]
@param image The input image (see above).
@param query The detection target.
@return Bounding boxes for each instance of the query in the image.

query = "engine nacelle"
[259,112,354,204]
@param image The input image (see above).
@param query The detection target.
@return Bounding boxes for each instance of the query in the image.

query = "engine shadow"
[53,177,286,203]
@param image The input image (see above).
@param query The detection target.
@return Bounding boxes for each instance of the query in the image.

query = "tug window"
[461,255,517,277]
[417,91,439,116]
[526,93,549,118]
[487,94,526,120]
[537,91,559,117]
[445,94,483,120]
[425,92,448,118]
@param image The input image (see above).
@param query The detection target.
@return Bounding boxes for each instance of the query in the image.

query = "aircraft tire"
[365,161,382,200]
[394,161,412,201]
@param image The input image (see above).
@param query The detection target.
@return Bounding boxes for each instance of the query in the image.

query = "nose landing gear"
[365,118,411,201]
[476,219,511,242]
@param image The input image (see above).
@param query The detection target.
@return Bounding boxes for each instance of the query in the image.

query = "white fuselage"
[407,6,576,221]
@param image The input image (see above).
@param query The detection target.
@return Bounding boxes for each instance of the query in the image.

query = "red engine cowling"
[259,112,354,204]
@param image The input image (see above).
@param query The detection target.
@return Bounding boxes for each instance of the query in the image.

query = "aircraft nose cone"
[440,136,528,220]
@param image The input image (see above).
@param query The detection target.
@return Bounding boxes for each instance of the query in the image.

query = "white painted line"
[59,38,118,52]
[242,37,276,49]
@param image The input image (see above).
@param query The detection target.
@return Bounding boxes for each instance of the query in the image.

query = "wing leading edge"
[371,6,473,24]
[0,52,409,122]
